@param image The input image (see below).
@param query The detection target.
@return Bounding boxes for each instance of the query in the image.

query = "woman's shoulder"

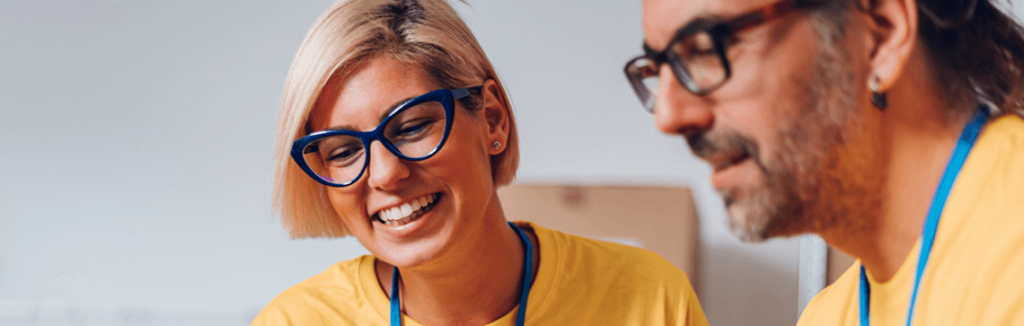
[520,222,705,325]
[525,222,688,282]
[251,255,380,325]
[282,255,370,295]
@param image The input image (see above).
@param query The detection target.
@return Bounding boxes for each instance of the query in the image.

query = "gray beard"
[717,24,884,242]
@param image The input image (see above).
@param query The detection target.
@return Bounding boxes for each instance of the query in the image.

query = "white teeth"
[376,193,439,223]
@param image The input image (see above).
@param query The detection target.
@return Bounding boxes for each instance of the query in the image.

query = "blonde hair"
[273,0,518,238]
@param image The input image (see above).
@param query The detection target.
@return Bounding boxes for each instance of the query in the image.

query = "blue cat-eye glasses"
[291,87,476,187]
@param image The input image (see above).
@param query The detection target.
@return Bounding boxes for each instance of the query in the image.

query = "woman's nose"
[653,64,715,137]
[366,141,411,191]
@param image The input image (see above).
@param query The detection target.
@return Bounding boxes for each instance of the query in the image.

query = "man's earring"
[492,141,501,149]
[870,75,888,110]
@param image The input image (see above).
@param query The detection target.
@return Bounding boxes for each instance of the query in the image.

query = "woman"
[252,0,708,325]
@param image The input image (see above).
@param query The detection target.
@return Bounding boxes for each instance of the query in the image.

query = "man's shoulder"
[797,262,860,326]
[944,112,1024,246]
[946,112,1024,250]
[986,113,1024,136]
[972,113,1024,181]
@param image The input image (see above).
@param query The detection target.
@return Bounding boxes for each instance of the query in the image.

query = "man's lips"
[707,151,752,172]
[709,153,755,189]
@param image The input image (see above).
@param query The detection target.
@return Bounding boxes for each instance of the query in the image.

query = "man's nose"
[653,64,714,137]
[366,141,411,191]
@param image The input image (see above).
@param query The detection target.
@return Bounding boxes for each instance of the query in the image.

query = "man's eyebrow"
[643,16,722,53]
[321,95,419,132]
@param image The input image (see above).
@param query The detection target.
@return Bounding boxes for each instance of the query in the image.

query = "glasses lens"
[670,31,727,92]
[302,134,366,185]
[384,100,449,159]
[626,57,660,113]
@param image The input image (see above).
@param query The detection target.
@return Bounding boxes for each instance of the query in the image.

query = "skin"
[641,0,979,282]
[309,56,539,325]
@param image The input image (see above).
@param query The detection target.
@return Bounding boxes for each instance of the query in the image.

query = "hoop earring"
[492,141,501,149]
[870,75,888,110]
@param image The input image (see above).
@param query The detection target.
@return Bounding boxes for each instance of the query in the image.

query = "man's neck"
[375,203,540,326]
[859,124,958,282]
[824,62,975,282]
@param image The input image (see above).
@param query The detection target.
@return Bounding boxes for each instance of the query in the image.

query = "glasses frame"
[291,87,475,187]
[624,0,817,112]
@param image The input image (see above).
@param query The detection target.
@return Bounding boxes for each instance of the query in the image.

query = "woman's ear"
[863,0,918,91]
[479,79,510,155]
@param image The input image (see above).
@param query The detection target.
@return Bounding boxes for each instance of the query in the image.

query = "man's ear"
[479,79,510,155]
[862,0,918,91]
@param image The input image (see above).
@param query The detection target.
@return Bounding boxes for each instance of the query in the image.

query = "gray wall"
[3,1,1019,325]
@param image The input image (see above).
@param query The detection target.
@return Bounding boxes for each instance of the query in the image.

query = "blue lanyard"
[391,221,534,326]
[859,108,989,326]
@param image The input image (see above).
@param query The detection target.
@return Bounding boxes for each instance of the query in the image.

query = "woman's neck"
[375,210,540,325]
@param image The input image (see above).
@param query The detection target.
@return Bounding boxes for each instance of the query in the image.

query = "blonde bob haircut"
[273,0,518,238]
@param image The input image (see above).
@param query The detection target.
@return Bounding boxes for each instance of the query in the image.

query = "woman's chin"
[369,194,456,267]
[374,242,449,269]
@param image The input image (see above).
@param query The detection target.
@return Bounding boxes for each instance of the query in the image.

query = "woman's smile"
[373,192,443,226]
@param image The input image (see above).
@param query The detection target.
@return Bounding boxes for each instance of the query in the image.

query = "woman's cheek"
[328,190,364,226]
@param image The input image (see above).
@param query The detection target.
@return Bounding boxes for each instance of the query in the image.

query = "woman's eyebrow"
[322,95,418,132]
[382,96,418,121]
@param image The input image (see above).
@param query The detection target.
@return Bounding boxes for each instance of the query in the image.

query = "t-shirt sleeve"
[975,238,1024,325]
[676,273,710,326]
[250,304,295,326]
[249,289,327,326]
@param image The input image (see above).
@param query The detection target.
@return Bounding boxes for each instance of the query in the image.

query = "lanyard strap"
[391,221,534,326]
[859,108,990,326]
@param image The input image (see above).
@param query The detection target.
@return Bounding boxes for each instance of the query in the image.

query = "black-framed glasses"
[624,0,818,113]
[291,88,476,187]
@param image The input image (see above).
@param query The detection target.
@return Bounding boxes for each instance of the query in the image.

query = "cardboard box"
[498,184,700,283]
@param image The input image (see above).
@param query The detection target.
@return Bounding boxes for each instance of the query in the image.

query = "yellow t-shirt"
[252,221,709,326]
[797,114,1024,326]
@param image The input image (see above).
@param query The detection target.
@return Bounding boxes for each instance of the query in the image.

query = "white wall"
[0,1,371,323]
[4,1,1020,325]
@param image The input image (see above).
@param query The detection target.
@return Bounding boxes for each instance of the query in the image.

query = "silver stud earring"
[492,141,501,149]
[870,75,888,110]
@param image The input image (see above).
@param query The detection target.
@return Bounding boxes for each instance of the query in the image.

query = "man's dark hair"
[915,0,1024,117]
[819,0,1024,117]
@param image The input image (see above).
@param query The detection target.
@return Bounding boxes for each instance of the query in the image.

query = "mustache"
[686,129,765,171]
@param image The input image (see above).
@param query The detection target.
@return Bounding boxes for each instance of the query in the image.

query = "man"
[625,0,1024,324]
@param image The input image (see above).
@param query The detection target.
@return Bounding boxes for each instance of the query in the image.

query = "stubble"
[712,13,885,242]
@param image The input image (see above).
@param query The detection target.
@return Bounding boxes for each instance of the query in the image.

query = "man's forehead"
[640,0,776,50]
